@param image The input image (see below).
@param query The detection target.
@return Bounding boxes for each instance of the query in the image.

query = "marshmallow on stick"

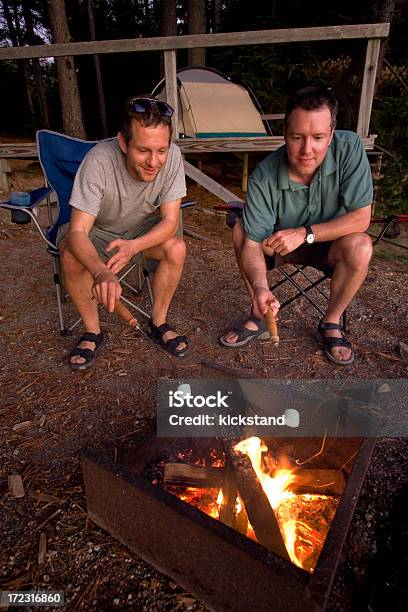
[264,307,279,345]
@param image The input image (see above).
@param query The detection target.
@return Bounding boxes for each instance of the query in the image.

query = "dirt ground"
[0,160,407,611]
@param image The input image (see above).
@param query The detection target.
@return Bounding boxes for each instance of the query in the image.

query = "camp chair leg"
[117,262,153,305]
[119,294,150,320]
[51,257,81,336]
[145,270,153,304]
[272,265,348,331]
[51,257,69,336]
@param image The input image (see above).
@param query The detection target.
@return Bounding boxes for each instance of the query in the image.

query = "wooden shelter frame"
[0,23,389,198]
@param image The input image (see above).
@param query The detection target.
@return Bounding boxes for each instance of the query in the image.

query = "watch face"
[306,233,315,244]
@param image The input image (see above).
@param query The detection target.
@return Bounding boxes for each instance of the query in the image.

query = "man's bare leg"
[323,233,373,362]
[222,219,265,344]
[60,242,101,365]
[144,236,187,350]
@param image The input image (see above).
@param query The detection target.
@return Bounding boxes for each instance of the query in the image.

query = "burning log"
[219,459,249,536]
[164,463,223,488]
[294,469,345,496]
[223,439,290,561]
[218,460,236,527]
[164,462,345,497]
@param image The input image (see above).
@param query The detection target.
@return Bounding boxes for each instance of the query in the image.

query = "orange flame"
[233,436,331,571]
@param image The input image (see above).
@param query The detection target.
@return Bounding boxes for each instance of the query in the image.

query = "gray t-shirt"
[69,138,187,234]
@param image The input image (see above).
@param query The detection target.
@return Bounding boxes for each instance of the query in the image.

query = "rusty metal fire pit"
[82,432,376,612]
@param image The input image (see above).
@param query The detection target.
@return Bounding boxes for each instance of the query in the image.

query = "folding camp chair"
[219,203,348,329]
[0,129,178,335]
[219,204,408,330]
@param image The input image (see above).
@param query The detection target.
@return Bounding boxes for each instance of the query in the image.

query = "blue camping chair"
[0,130,165,335]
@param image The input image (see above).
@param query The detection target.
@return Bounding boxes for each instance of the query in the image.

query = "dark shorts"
[265,241,334,275]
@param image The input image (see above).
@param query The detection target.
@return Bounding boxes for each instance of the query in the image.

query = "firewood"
[164,463,223,488]
[223,440,290,560]
[8,474,25,498]
[294,469,346,496]
[219,459,248,536]
[219,460,237,527]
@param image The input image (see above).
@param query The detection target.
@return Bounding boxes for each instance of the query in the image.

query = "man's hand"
[264,227,305,256]
[92,269,122,312]
[106,238,138,275]
[252,287,280,320]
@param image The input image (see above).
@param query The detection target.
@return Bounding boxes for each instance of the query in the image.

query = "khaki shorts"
[57,215,182,272]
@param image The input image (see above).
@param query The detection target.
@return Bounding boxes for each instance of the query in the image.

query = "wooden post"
[241,153,249,192]
[0,158,11,195]
[164,49,178,140]
[357,38,381,137]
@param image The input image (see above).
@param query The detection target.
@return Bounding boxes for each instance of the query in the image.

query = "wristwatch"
[304,225,315,245]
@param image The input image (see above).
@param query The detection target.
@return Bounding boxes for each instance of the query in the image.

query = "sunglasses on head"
[128,97,174,117]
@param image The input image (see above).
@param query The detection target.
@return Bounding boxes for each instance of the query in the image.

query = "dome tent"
[152,66,270,139]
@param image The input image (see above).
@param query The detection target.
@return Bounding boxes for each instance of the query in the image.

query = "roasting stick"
[264,306,279,345]
[113,300,180,379]
[114,300,139,327]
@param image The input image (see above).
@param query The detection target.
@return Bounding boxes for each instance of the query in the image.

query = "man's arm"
[265,204,372,256]
[63,208,107,278]
[63,208,121,311]
[106,199,182,274]
[241,237,279,318]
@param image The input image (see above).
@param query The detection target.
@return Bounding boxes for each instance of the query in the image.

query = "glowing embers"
[161,437,342,573]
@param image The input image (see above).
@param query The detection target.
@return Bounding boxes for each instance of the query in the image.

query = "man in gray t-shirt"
[59,96,189,370]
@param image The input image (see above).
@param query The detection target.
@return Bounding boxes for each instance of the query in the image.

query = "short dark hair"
[119,95,173,145]
[284,87,338,130]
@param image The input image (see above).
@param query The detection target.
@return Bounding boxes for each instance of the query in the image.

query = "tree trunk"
[375,0,397,91]
[3,0,36,124]
[213,0,222,32]
[159,0,177,77]
[48,0,86,138]
[187,0,206,66]
[87,0,108,138]
[22,0,50,128]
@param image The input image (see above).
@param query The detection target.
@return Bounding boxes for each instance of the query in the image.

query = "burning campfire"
[158,436,343,573]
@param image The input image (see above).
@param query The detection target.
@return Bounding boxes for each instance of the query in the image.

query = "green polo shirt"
[243,130,373,243]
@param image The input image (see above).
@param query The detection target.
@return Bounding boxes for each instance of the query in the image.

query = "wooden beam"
[178,135,377,153]
[0,24,390,61]
[357,38,382,137]
[163,50,178,140]
[0,135,377,161]
[183,160,244,205]
[0,144,38,158]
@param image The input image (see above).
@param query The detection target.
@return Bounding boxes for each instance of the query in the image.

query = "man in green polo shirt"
[220,86,373,365]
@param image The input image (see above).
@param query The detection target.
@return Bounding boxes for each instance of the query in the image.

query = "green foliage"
[371,89,408,215]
